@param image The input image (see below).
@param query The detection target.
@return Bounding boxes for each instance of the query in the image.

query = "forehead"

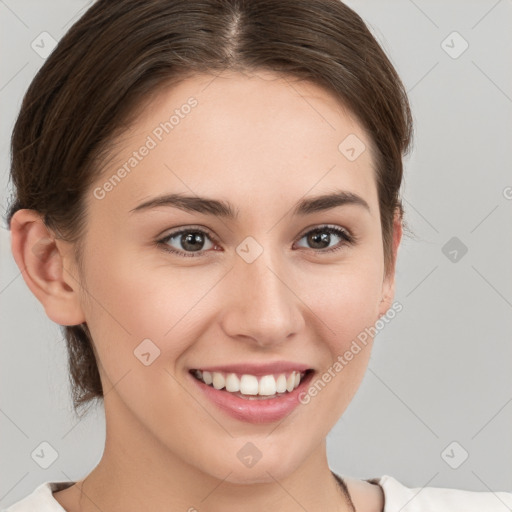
[88,70,378,219]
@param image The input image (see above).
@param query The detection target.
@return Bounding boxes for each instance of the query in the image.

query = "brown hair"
[5,0,413,417]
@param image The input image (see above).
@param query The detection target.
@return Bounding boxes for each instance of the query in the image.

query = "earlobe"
[378,209,403,319]
[9,209,86,326]
[378,279,396,318]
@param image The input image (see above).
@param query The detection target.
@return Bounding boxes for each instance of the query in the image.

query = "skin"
[10,69,401,511]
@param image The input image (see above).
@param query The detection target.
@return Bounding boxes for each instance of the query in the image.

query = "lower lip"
[188,370,315,424]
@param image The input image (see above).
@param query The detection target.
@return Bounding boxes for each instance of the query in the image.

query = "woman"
[4,0,512,511]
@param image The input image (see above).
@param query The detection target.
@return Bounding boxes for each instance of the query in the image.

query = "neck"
[72,394,354,512]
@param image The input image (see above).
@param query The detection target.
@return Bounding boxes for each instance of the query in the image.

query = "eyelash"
[156,224,356,258]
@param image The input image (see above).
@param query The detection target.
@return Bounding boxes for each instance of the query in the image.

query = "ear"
[9,209,86,326]
[378,209,403,319]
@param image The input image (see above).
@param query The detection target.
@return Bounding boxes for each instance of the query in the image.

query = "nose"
[220,245,305,348]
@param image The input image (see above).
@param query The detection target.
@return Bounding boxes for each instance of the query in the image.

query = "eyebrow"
[128,190,371,218]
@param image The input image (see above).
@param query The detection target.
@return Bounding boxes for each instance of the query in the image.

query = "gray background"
[1,0,511,507]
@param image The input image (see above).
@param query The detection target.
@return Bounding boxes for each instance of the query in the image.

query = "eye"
[294,225,355,254]
[157,227,218,258]
[156,224,356,258]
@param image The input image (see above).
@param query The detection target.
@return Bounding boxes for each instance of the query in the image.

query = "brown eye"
[157,228,217,257]
[295,226,354,253]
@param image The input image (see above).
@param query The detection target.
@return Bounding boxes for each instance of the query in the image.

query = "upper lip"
[190,361,313,376]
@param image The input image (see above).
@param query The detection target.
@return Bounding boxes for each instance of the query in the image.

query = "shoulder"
[369,474,512,511]
[1,481,74,512]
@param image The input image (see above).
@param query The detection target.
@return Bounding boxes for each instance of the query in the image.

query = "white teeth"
[212,372,225,390]
[240,374,259,395]
[225,373,240,392]
[258,375,276,396]
[276,374,287,393]
[193,369,307,396]
[286,373,295,392]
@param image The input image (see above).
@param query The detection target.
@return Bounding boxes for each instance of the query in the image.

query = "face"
[62,70,399,483]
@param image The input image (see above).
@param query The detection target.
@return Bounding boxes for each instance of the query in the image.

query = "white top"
[2,475,512,511]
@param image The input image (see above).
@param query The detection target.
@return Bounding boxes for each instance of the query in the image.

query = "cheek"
[296,258,383,404]
[77,251,198,427]
[78,242,223,382]
[295,268,382,422]
[300,258,383,340]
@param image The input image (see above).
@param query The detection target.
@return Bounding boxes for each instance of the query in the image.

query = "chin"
[201,449,304,485]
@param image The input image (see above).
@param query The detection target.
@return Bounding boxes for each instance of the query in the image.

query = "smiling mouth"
[189,368,314,399]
